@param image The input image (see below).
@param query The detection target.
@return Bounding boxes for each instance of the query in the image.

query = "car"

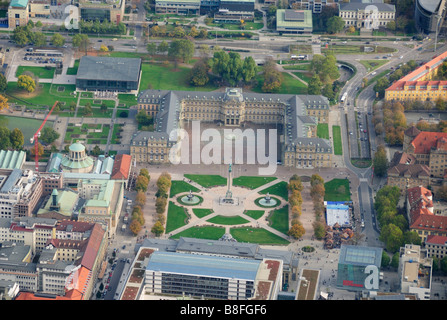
[349,132,353,135]
[361,219,365,228]
[400,55,403,59]
[363,129,367,133]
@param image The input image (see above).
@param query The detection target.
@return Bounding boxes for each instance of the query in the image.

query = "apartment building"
[425,235,447,259]
[133,88,332,169]
[387,152,431,193]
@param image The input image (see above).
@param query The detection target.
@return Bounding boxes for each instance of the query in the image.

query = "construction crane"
[30,101,59,172]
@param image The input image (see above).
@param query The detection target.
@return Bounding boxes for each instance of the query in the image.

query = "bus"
[340,92,347,103]
[291,55,307,60]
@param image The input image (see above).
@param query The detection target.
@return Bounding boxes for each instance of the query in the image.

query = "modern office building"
[132,88,332,168]
[78,0,125,23]
[276,9,313,33]
[415,0,447,33]
[76,56,142,93]
[143,251,282,300]
[336,245,382,291]
[214,0,255,22]
[155,0,201,15]
[338,2,395,29]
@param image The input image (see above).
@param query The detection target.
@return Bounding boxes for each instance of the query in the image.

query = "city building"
[402,130,447,178]
[336,244,382,292]
[76,56,142,93]
[0,219,107,300]
[143,251,282,300]
[385,50,447,101]
[415,0,447,34]
[155,0,201,15]
[78,0,125,23]
[425,234,447,259]
[111,154,132,188]
[387,151,431,193]
[214,0,255,23]
[338,2,396,29]
[133,88,332,169]
[8,0,29,27]
[60,142,94,173]
[37,188,79,219]
[77,179,124,238]
[290,0,337,13]
[406,186,447,243]
[276,9,313,33]
[325,202,351,227]
[398,244,432,300]
[28,0,51,19]
[0,150,26,170]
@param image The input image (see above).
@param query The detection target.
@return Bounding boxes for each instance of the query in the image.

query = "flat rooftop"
[77,56,142,82]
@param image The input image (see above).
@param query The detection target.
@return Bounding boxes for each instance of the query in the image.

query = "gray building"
[415,0,447,33]
[76,56,142,93]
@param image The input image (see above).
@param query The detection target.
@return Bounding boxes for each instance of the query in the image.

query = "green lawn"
[139,62,218,92]
[207,215,249,225]
[332,125,343,155]
[66,59,79,75]
[170,226,226,240]
[268,205,289,234]
[259,181,289,201]
[192,208,214,218]
[232,176,276,189]
[16,66,55,79]
[170,180,200,197]
[5,83,78,108]
[292,72,312,83]
[0,115,53,147]
[117,93,138,108]
[183,174,226,188]
[359,59,389,72]
[317,123,329,139]
[243,210,264,220]
[165,201,189,233]
[230,227,290,245]
[324,179,351,202]
[252,72,308,95]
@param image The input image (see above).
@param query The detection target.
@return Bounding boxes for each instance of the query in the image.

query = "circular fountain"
[179,190,202,205]
[256,193,278,207]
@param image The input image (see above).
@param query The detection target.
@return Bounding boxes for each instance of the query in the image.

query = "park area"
[164,174,291,245]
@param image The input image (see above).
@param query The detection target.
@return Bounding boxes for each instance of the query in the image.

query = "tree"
[326,16,345,34]
[241,56,257,83]
[146,42,157,55]
[381,251,390,268]
[10,128,24,150]
[100,102,108,114]
[40,127,60,144]
[189,59,209,86]
[307,75,322,95]
[13,27,29,46]
[135,175,149,192]
[99,45,109,52]
[0,73,7,92]
[168,39,195,64]
[51,33,65,47]
[373,145,387,177]
[379,223,403,253]
[0,127,10,150]
[155,196,167,214]
[374,77,390,99]
[189,26,199,38]
[31,32,46,47]
[151,221,164,237]
[0,94,8,111]
[261,58,282,93]
[157,40,169,54]
[129,219,142,235]
[83,104,93,116]
[17,75,36,93]
[139,168,150,181]
[288,222,305,239]
[72,34,89,52]
[136,109,153,127]
[135,190,146,207]
[30,142,44,158]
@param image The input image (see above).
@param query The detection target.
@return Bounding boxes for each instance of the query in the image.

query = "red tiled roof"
[386,80,447,91]
[387,163,430,177]
[15,291,83,300]
[410,132,447,154]
[111,154,132,180]
[426,234,447,245]
[401,50,447,82]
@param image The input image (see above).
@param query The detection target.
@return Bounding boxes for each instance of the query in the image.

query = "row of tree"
[309,174,326,240]
[372,100,407,146]
[151,172,172,237]
[129,169,150,235]
[288,174,305,239]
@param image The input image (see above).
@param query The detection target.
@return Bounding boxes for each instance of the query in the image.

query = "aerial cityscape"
[0,0,446,305]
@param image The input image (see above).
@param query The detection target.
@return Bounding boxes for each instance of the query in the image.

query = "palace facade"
[131,88,333,169]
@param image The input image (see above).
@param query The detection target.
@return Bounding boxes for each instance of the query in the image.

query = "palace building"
[131,88,333,169]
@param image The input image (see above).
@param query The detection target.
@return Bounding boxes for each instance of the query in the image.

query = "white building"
[338,2,396,29]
